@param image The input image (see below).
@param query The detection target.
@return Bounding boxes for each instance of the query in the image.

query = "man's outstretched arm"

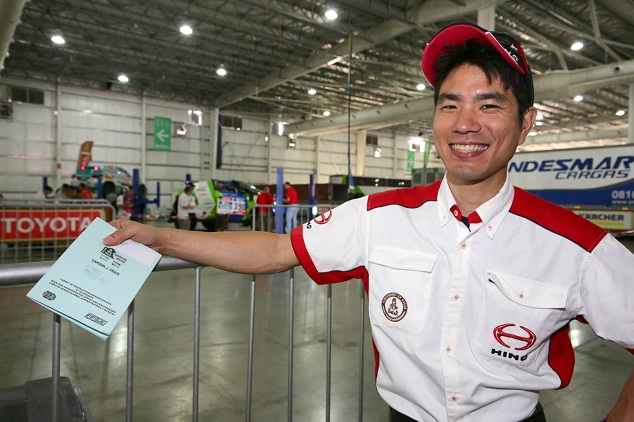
[103,220,299,274]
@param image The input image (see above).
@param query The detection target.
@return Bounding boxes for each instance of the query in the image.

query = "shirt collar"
[438,175,515,239]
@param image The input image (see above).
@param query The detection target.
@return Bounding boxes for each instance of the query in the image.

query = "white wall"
[0,78,442,206]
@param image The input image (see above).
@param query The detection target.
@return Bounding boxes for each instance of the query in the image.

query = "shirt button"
[453,294,460,301]
[445,346,452,353]
[460,243,467,249]
[450,395,458,402]
[487,225,493,231]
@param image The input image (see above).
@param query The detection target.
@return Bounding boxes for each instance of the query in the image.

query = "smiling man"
[104,23,634,422]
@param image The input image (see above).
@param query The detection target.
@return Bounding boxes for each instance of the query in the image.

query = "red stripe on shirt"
[510,187,607,252]
[367,181,441,211]
[290,225,368,285]
[548,323,575,388]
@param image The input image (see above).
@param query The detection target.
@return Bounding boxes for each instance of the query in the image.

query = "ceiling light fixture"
[536,113,544,120]
[616,110,625,116]
[307,88,317,95]
[216,65,227,76]
[323,111,331,117]
[324,9,338,20]
[180,25,193,35]
[118,74,129,83]
[570,41,583,51]
[416,83,426,91]
[51,35,65,45]
[573,95,583,102]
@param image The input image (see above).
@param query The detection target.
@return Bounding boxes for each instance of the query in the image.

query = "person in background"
[78,183,93,200]
[176,185,196,230]
[185,182,198,230]
[256,186,275,232]
[116,188,134,219]
[103,23,634,422]
[35,185,54,200]
[283,181,298,234]
[138,183,148,219]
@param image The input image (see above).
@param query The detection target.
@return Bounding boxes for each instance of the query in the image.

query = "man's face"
[433,64,536,189]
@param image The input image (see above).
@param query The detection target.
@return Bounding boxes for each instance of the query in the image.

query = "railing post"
[126,300,135,422]
[288,267,294,422]
[246,275,256,422]
[193,267,202,422]
[358,281,365,422]
[326,284,332,422]
[52,313,61,422]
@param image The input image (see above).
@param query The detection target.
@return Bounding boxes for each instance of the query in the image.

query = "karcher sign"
[572,210,634,231]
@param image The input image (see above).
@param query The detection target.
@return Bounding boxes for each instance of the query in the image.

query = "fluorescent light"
[416,83,426,91]
[571,42,583,51]
[51,35,65,45]
[307,88,317,95]
[216,66,227,76]
[180,25,193,35]
[573,95,583,102]
[325,9,338,20]
[118,74,129,83]
[616,110,626,116]
[536,112,544,120]
[323,111,331,117]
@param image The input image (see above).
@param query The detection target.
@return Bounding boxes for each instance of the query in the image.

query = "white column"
[140,94,147,183]
[209,108,219,179]
[477,7,496,30]
[627,84,634,144]
[356,130,366,176]
[55,82,62,188]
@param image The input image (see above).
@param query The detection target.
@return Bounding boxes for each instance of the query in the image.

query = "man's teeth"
[451,144,488,152]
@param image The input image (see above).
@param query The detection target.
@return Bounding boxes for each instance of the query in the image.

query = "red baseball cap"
[422,23,534,105]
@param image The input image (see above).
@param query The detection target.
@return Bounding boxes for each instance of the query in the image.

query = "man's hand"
[103,220,168,254]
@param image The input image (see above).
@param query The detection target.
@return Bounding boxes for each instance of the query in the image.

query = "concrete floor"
[1,236,633,421]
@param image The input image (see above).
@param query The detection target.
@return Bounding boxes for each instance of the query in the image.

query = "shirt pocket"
[473,270,569,372]
[368,245,437,336]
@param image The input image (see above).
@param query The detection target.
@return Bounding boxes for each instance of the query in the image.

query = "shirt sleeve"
[581,234,634,350]
[290,197,369,285]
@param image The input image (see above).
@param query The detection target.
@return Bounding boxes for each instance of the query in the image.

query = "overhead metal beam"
[526,125,628,144]
[286,59,634,137]
[213,0,506,108]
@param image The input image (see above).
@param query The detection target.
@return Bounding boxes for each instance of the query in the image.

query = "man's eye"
[482,104,499,109]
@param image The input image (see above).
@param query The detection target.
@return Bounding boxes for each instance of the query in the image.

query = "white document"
[27,217,161,340]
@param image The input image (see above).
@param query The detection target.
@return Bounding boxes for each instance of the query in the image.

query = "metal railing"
[0,202,369,422]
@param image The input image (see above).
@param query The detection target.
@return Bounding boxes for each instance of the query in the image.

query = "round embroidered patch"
[381,292,408,322]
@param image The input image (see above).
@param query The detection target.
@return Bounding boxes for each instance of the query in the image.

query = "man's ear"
[518,107,538,146]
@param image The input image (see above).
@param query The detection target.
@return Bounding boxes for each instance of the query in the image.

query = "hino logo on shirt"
[491,323,536,362]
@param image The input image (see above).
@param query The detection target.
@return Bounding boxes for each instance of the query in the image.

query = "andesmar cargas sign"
[509,144,634,208]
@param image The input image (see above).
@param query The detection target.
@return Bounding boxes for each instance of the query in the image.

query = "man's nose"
[453,107,481,134]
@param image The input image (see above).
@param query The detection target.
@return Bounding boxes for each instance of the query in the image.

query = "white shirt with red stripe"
[290,176,634,422]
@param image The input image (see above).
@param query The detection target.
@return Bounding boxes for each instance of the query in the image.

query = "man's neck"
[447,175,506,216]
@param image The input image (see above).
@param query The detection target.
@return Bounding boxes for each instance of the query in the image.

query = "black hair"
[432,39,532,122]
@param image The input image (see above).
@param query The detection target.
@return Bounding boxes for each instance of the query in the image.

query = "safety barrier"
[0,199,115,264]
[0,202,370,422]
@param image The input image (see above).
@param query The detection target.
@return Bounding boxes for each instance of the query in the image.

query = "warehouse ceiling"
[1,0,633,150]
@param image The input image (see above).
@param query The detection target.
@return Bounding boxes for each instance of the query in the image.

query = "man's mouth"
[450,144,488,153]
